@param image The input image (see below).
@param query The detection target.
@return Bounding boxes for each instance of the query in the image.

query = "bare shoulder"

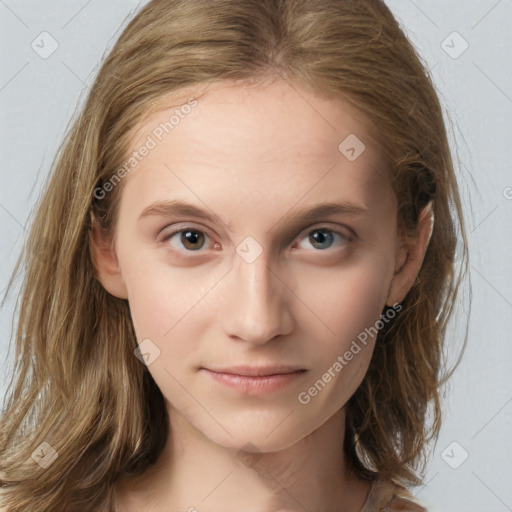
[384,482,428,512]
[364,478,428,512]
[386,493,427,511]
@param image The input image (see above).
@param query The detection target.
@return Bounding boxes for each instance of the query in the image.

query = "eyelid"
[297,222,354,240]
[160,223,215,244]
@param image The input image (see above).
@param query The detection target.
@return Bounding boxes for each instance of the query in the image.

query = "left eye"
[295,228,348,251]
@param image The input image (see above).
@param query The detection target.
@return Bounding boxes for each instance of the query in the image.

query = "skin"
[91,77,434,511]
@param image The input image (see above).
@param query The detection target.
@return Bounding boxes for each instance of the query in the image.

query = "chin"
[194,416,314,455]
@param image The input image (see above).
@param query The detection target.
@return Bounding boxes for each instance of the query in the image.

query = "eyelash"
[160,225,351,254]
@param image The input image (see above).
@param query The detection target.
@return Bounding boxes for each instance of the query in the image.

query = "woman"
[0,1,468,510]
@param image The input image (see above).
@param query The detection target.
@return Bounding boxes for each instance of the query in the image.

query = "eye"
[163,227,212,252]
[161,225,350,254]
[295,227,349,251]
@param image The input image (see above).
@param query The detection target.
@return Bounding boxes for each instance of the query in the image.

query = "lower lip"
[201,369,305,394]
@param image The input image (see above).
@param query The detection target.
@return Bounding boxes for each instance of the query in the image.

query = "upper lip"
[203,365,307,377]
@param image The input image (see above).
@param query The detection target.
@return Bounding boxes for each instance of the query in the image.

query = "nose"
[220,249,294,345]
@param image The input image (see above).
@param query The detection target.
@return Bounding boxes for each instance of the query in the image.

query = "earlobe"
[385,201,434,306]
[89,212,129,300]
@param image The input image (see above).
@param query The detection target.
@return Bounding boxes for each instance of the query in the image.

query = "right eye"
[162,227,213,253]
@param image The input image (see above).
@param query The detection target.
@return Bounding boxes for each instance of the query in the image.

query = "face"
[98,77,406,453]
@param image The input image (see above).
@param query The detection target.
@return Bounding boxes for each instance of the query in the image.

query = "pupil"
[310,229,333,249]
[182,230,204,250]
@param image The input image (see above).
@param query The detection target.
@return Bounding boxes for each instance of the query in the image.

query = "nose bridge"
[221,247,292,344]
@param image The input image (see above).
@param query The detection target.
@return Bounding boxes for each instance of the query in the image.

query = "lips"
[203,365,307,377]
[200,365,307,394]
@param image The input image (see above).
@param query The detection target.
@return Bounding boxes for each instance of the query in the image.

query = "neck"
[114,405,371,512]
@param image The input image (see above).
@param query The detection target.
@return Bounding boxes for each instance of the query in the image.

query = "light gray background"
[1,1,511,510]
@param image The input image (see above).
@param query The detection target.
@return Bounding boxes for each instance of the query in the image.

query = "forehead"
[121,78,392,220]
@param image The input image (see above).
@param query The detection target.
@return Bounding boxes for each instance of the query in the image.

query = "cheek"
[119,249,224,381]
[118,238,214,336]
[298,255,392,348]
[295,262,392,412]
[123,270,182,340]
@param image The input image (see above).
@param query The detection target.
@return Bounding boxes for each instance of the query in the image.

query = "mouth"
[199,365,307,394]
[203,364,307,377]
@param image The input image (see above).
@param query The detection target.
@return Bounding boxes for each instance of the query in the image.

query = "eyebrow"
[139,199,222,222]
[138,199,367,233]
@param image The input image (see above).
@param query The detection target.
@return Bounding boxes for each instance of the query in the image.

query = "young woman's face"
[109,78,404,452]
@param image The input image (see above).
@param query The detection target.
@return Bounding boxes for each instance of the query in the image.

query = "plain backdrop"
[1,1,511,510]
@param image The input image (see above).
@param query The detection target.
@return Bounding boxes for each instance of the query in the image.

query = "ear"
[385,201,434,306]
[89,212,129,299]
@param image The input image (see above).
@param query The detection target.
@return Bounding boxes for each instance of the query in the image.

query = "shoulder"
[383,481,427,512]
[366,478,428,512]
[386,492,427,511]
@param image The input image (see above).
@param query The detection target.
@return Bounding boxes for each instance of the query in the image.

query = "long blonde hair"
[0,1,469,510]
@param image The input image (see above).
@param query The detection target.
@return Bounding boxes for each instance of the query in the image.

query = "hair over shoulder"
[0,1,469,510]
